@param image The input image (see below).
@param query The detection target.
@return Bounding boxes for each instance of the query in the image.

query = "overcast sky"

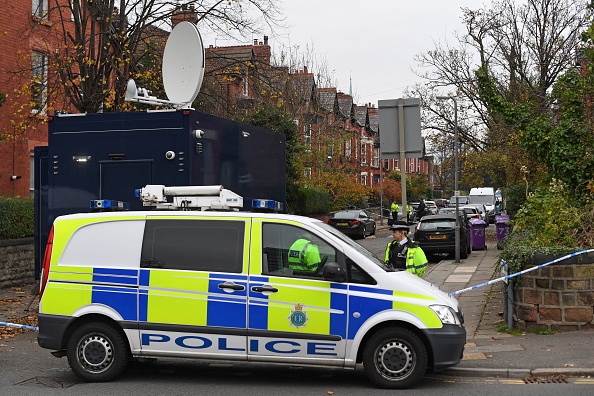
[269,0,482,105]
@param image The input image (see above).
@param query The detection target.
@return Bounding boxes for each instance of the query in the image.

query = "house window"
[32,0,48,19]
[242,75,249,97]
[373,147,379,167]
[31,51,48,112]
[360,143,366,165]
[304,167,312,179]
[304,125,312,150]
[328,143,334,160]
[395,159,399,170]
[344,140,351,159]
[360,173,367,185]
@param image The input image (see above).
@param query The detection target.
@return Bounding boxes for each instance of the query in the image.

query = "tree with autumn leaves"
[416,0,594,250]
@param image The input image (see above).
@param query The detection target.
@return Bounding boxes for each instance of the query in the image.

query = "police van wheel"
[363,327,427,389]
[67,322,130,382]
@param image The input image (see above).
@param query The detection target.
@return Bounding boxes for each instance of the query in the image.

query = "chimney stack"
[171,2,198,27]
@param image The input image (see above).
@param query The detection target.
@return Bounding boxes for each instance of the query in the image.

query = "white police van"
[38,185,465,389]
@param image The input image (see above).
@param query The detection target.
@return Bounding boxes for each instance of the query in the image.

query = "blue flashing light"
[252,199,283,212]
[134,189,140,198]
[90,200,130,211]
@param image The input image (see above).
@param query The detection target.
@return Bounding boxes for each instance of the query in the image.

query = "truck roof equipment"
[136,184,243,211]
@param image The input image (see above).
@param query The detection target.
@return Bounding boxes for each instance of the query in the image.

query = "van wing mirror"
[323,262,346,282]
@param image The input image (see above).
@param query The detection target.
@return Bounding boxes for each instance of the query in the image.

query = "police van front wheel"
[67,321,130,382]
[363,327,427,389]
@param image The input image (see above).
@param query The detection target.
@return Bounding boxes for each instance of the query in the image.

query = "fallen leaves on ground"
[0,288,39,342]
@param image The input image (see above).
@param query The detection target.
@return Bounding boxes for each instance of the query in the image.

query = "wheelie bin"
[469,219,487,250]
[495,215,511,250]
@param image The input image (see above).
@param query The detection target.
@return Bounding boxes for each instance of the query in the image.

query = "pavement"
[1,226,593,380]
[422,225,594,380]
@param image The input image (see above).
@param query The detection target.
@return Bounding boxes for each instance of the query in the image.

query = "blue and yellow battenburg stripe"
[43,266,441,339]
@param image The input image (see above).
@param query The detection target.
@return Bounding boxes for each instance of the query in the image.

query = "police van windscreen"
[318,223,391,271]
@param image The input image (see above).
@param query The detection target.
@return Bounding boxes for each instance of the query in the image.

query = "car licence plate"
[337,222,349,226]
[429,235,447,240]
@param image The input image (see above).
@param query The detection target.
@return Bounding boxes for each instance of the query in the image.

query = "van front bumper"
[423,324,466,369]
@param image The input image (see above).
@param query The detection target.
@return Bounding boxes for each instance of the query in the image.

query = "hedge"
[296,187,331,216]
[0,197,34,239]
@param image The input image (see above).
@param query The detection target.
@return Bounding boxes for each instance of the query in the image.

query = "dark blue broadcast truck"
[34,109,286,275]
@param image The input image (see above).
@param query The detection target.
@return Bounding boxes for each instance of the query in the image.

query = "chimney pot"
[264,35,268,45]
[254,39,258,46]
[304,66,308,74]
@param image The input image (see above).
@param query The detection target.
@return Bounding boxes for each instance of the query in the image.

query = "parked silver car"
[464,203,488,223]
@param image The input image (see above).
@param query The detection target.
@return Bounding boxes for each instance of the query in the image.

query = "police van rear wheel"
[363,327,427,389]
[67,322,130,382]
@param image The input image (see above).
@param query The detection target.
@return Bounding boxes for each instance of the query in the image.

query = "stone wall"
[0,238,36,288]
[514,262,594,331]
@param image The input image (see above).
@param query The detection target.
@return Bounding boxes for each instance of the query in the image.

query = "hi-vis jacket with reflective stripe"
[38,210,465,373]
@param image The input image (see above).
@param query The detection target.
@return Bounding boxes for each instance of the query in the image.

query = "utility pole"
[437,95,460,262]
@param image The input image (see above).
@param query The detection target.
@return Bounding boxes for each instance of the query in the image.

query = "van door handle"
[251,285,278,293]
[218,282,245,291]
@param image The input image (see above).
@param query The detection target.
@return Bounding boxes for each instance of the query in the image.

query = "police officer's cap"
[390,221,409,231]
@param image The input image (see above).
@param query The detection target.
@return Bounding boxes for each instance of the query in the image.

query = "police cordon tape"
[0,321,39,331]
[449,248,594,296]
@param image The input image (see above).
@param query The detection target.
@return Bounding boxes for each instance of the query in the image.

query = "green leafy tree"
[415,0,590,189]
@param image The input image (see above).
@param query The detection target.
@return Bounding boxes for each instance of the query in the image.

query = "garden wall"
[0,238,35,288]
[514,259,594,331]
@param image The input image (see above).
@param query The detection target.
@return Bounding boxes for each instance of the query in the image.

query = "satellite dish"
[125,79,138,101]
[162,21,205,105]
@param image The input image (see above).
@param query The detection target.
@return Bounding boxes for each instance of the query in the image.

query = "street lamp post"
[436,95,460,263]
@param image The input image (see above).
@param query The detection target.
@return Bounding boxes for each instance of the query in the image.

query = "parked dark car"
[412,214,471,259]
[435,198,448,208]
[327,209,376,239]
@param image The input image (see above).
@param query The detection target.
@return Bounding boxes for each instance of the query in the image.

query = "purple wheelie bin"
[469,219,487,250]
[495,215,511,250]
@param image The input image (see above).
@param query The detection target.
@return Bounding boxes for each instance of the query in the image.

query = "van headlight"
[430,305,462,325]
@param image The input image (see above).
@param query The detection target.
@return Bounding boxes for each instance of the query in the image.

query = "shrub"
[296,187,331,216]
[503,183,529,218]
[0,197,34,239]
[511,179,581,247]
[501,179,583,274]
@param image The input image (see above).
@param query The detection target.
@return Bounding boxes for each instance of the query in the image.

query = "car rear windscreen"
[418,220,455,230]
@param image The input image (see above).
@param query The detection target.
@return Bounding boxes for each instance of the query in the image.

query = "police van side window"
[261,223,336,278]
[345,256,376,285]
[141,219,244,273]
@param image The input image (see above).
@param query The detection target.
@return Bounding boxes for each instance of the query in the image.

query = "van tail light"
[39,226,54,298]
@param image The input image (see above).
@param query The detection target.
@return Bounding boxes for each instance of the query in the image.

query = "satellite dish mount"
[125,21,205,109]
